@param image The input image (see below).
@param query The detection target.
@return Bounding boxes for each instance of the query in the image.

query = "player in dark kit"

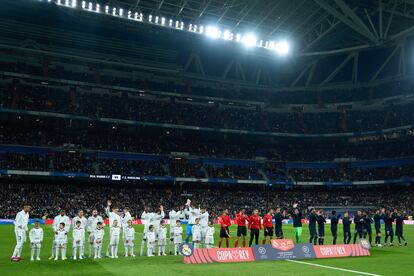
[384,211,395,246]
[317,210,326,245]
[262,209,274,244]
[329,211,340,244]
[248,209,262,246]
[234,208,248,247]
[343,212,352,244]
[218,209,231,248]
[395,211,408,246]
[308,209,318,245]
[362,211,373,245]
[373,209,384,247]
[274,208,287,239]
[353,210,365,244]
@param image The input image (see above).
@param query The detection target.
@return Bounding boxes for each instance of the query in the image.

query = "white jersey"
[29,227,43,243]
[141,211,153,234]
[157,226,167,240]
[14,210,29,232]
[55,228,68,244]
[93,228,105,244]
[186,206,200,225]
[150,211,165,231]
[72,227,85,244]
[173,225,183,244]
[205,226,215,244]
[168,210,184,232]
[199,212,209,227]
[192,224,202,241]
[87,215,104,233]
[110,226,121,244]
[72,216,87,230]
[124,226,135,241]
[122,212,132,229]
[147,231,156,244]
[105,207,122,229]
[53,215,70,232]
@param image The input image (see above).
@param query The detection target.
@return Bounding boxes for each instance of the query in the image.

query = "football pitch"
[0,224,412,276]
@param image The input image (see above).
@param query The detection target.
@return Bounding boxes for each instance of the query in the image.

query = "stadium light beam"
[242,34,257,48]
[206,26,220,39]
[275,41,290,55]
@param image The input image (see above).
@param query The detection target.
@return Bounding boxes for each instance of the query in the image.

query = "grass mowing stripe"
[286,259,382,276]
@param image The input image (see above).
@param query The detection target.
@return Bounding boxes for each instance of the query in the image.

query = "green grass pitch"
[0,224,412,276]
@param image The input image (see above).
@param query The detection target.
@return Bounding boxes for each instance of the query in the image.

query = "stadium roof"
[105,0,414,54]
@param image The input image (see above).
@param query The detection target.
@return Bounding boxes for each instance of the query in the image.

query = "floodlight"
[199,25,204,34]
[275,41,289,55]
[96,3,99,12]
[235,33,241,42]
[112,7,116,16]
[206,26,220,39]
[65,0,69,6]
[128,11,132,18]
[180,21,184,29]
[155,16,159,24]
[149,14,153,22]
[242,34,257,47]
[193,25,198,32]
[71,0,76,7]
[81,0,85,9]
[105,5,109,13]
[88,2,92,10]
[161,17,165,25]
[119,8,123,16]
[169,19,173,27]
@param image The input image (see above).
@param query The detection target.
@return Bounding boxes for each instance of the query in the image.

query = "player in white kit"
[93,222,105,259]
[192,218,202,249]
[87,209,104,257]
[105,200,122,257]
[54,222,68,260]
[168,207,184,255]
[50,209,70,259]
[122,207,132,256]
[124,220,136,257]
[205,220,215,248]
[11,204,30,261]
[157,220,167,256]
[72,220,85,260]
[109,220,121,258]
[173,220,183,255]
[199,208,209,247]
[29,220,43,261]
[146,225,156,257]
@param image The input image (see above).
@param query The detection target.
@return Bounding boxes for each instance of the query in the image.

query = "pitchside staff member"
[317,210,326,245]
[290,203,303,244]
[274,208,287,239]
[373,209,384,247]
[262,209,274,244]
[308,209,318,245]
[363,211,373,245]
[343,212,352,244]
[329,211,339,245]
[218,209,231,248]
[234,208,248,248]
[395,211,408,246]
[353,210,365,244]
[248,209,261,246]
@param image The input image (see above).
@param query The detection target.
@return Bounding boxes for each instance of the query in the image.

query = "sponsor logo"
[258,247,267,255]
[271,239,295,251]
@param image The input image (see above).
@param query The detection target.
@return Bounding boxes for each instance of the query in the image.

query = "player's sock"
[242,240,246,247]
[234,240,239,247]
[55,247,59,259]
[37,248,41,259]
[262,239,266,244]
[62,248,67,259]
[226,240,229,248]
[218,240,222,248]
[140,239,146,256]
[73,247,77,259]
[169,239,173,254]
[31,247,35,260]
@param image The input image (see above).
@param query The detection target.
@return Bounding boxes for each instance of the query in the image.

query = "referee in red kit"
[218,209,231,248]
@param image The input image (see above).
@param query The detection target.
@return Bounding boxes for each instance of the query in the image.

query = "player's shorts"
[318,228,325,236]
[15,229,26,243]
[174,237,182,244]
[193,232,201,241]
[201,227,208,239]
[309,226,317,236]
[110,236,120,245]
[237,226,247,237]
[55,239,67,247]
[73,240,85,247]
[395,228,403,235]
[375,226,381,234]
[220,227,229,238]
[88,233,95,243]
[158,238,166,246]
[30,242,41,249]
[364,227,372,235]
[186,224,193,236]
[94,239,103,247]
[205,236,214,245]
[275,227,283,238]
[385,229,394,235]
[264,227,274,237]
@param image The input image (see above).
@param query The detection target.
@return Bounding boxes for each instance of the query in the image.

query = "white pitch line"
[286,260,381,276]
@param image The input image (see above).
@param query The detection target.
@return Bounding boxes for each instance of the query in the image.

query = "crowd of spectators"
[1,182,413,219]
[2,82,414,134]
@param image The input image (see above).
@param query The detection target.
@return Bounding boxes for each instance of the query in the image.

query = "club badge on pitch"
[179,243,194,257]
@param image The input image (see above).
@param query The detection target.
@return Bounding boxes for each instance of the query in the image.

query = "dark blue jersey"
[373,214,382,228]
[354,215,364,230]
[330,215,339,229]
[395,215,404,230]
[274,213,285,229]
[384,215,395,230]
[308,213,317,229]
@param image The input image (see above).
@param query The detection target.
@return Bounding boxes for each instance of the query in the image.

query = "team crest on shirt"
[359,238,371,250]
[179,243,194,257]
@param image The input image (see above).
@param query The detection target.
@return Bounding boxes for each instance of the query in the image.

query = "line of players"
[11,201,408,262]
[11,199,215,261]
